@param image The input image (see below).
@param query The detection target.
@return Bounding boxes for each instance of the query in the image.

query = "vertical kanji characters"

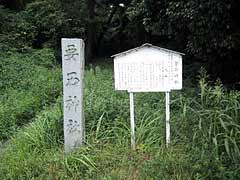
[66,72,80,86]
[64,44,79,61]
[65,96,80,112]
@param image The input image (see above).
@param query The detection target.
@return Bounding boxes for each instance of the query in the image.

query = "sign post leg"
[166,91,170,147]
[129,92,136,150]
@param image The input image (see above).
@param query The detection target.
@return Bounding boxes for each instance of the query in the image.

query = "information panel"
[114,53,182,92]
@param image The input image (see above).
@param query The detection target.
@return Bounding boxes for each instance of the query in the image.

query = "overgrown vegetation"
[0,0,239,179]
[0,0,240,84]
[0,49,62,141]
[0,65,239,179]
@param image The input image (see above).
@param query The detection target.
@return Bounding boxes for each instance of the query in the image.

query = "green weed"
[0,62,239,179]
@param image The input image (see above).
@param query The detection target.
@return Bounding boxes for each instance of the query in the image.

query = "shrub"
[0,49,62,140]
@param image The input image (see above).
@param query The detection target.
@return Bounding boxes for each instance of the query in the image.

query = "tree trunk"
[97,6,118,48]
[86,0,96,63]
[0,0,25,10]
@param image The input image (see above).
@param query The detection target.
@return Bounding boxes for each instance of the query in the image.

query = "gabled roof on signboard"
[111,43,185,58]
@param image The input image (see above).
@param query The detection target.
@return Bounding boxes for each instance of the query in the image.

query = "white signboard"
[112,44,183,149]
[113,47,182,92]
[62,38,85,153]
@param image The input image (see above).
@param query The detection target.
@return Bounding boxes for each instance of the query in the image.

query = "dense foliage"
[0,49,62,140]
[0,0,239,84]
[0,65,239,179]
[127,0,240,84]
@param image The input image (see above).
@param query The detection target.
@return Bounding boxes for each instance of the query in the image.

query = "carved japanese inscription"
[62,38,85,153]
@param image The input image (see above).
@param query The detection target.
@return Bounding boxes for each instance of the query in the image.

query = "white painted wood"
[113,45,182,92]
[129,92,136,150]
[62,38,85,153]
[166,91,170,147]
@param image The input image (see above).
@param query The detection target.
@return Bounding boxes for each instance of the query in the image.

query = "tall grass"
[0,64,239,179]
[190,70,240,179]
[0,49,62,141]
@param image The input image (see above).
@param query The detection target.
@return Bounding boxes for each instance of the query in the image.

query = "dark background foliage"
[0,0,240,87]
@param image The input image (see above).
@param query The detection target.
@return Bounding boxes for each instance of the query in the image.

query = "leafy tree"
[0,0,86,52]
[127,0,240,84]
[0,0,239,83]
